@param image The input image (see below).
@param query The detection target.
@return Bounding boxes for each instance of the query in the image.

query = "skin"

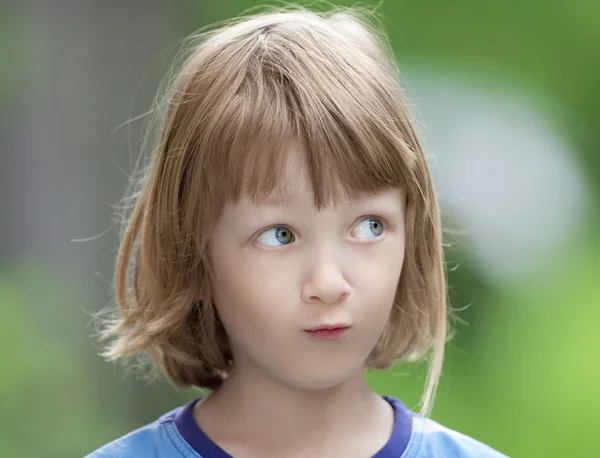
[195,144,407,457]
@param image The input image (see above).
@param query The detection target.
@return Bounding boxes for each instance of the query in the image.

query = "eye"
[351,217,385,240]
[256,226,295,247]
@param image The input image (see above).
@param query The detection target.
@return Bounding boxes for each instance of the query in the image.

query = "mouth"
[303,324,351,341]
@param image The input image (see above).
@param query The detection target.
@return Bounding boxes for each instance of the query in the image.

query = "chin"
[277,364,364,392]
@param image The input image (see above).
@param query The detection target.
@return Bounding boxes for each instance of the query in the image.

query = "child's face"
[208,145,406,390]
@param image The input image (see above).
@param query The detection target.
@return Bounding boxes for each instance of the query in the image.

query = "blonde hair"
[99,5,447,417]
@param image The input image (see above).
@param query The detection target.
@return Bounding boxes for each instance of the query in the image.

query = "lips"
[307,324,350,332]
[304,324,350,341]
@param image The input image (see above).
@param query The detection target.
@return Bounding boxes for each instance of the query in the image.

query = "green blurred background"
[1,1,598,457]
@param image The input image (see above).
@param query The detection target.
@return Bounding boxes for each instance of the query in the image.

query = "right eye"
[256,226,295,247]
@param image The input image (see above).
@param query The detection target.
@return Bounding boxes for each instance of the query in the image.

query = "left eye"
[256,226,295,247]
[351,217,385,240]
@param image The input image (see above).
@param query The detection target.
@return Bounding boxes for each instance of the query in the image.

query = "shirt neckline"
[171,395,413,458]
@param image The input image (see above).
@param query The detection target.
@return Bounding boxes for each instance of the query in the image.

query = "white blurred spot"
[404,73,589,282]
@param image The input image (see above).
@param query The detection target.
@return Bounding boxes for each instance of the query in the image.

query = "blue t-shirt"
[85,396,507,457]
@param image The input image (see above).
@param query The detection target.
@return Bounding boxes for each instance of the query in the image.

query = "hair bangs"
[204,20,418,210]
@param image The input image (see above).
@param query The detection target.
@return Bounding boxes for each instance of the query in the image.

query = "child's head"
[101,6,446,416]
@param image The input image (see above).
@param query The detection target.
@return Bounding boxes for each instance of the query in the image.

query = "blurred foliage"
[0,269,130,458]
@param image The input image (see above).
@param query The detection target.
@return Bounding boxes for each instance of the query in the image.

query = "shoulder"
[410,416,509,458]
[84,422,169,458]
[84,408,187,458]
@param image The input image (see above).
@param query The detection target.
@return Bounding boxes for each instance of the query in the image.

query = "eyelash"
[254,215,389,247]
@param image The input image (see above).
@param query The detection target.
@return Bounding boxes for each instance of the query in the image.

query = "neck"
[194,364,391,455]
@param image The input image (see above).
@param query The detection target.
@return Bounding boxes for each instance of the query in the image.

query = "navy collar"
[172,395,413,457]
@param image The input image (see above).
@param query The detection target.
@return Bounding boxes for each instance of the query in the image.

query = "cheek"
[353,242,404,320]
[210,245,293,334]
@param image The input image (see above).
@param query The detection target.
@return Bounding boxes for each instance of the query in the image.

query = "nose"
[300,256,351,306]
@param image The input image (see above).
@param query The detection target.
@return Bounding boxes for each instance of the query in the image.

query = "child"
[87,6,507,458]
